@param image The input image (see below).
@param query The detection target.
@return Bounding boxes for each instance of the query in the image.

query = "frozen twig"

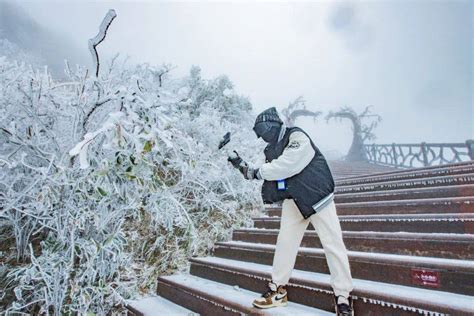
[88,9,117,77]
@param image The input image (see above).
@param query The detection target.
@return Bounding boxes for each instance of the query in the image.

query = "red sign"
[411,269,440,288]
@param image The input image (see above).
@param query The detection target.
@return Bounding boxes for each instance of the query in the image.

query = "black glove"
[228,150,261,180]
[227,150,243,169]
[241,165,260,180]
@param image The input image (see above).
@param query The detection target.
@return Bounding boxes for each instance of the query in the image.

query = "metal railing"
[364,140,474,168]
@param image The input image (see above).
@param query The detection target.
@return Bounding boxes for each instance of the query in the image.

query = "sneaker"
[252,281,288,309]
[334,295,354,316]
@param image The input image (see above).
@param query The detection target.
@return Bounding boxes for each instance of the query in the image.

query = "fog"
[3,0,473,156]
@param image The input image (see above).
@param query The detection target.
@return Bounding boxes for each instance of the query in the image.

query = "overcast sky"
[11,0,474,156]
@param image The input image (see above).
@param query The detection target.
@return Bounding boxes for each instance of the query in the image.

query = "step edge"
[189,256,474,313]
[335,173,474,190]
[232,229,474,241]
[213,241,474,270]
[158,274,254,314]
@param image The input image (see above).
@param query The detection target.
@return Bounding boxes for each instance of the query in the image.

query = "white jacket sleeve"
[259,131,315,181]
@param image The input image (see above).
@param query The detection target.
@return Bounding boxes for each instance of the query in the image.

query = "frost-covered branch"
[88,9,117,77]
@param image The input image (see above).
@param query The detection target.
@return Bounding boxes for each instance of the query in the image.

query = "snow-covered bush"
[0,55,263,314]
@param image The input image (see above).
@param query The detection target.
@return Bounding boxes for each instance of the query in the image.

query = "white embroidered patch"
[287,140,300,149]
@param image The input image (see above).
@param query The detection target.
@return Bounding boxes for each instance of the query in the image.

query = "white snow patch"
[126,295,195,315]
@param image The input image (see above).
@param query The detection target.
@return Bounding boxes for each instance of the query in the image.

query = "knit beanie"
[254,107,283,125]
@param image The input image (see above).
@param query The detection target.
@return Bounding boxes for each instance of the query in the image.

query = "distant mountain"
[0,1,88,77]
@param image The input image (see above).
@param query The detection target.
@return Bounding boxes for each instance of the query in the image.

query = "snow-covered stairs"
[187,256,474,315]
[232,229,474,259]
[327,160,400,179]
[132,160,474,315]
[253,213,474,234]
[157,274,333,315]
[331,161,473,185]
[264,197,474,216]
[211,241,474,295]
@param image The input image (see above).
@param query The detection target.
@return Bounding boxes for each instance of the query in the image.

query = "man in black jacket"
[229,107,354,316]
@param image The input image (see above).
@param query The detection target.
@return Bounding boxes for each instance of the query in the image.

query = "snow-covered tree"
[325,105,382,161]
[281,96,322,127]
[0,53,263,314]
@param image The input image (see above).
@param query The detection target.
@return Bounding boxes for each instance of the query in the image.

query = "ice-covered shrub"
[0,55,264,315]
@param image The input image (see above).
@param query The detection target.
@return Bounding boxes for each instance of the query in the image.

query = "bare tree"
[325,105,382,161]
[281,96,322,127]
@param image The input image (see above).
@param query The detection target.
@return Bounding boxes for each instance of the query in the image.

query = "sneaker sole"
[253,300,288,309]
[335,307,354,316]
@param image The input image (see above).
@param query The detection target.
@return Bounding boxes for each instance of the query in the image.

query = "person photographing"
[228,107,354,316]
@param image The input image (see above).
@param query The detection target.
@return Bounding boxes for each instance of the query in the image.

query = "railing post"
[391,143,398,167]
[421,142,429,166]
[372,144,377,163]
[466,139,474,160]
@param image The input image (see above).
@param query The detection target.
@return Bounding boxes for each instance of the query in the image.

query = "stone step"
[231,229,474,260]
[252,213,474,233]
[211,241,474,296]
[259,184,474,211]
[125,295,196,316]
[334,162,474,186]
[335,173,474,194]
[328,160,401,179]
[157,273,333,315]
[333,171,397,180]
[263,196,474,216]
[189,256,474,315]
[333,184,474,203]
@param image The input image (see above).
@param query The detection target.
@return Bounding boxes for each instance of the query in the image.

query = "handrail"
[364,139,474,168]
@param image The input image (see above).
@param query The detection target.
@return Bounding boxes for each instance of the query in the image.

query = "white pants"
[271,198,354,298]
